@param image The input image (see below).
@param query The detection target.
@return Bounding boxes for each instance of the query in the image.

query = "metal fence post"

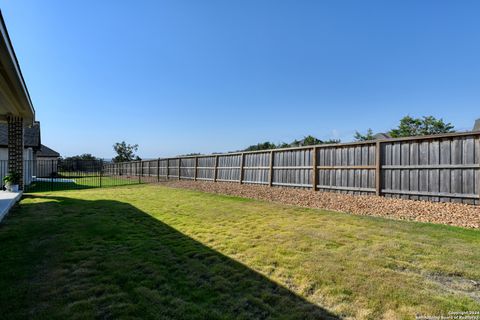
[100,159,103,188]
[157,158,160,182]
[50,159,54,191]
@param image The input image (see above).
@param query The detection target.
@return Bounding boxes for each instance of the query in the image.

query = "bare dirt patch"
[161,180,480,229]
[426,273,480,303]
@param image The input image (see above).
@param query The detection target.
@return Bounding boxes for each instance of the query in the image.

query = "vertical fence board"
[400,143,410,199]
[439,139,451,202]
[418,141,429,201]
[429,140,440,202]
[476,137,480,205]
[463,137,475,204]
[409,142,419,200]
[312,147,318,190]
[375,142,382,195]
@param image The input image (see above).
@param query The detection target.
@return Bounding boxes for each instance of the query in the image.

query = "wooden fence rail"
[103,131,480,205]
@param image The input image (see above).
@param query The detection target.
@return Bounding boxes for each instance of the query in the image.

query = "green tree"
[354,129,375,141]
[288,139,302,147]
[277,142,290,148]
[243,136,341,151]
[62,153,100,161]
[179,153,202,157]
[59,154,102,172]
[321,139,341,145]
[244,142,277,151]
[291,136,341,146]
[113,141,140,162]
[388,116,455,138]
[300,135,323,146]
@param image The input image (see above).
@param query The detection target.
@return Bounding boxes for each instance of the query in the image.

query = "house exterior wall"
[24,148,33,185]
[0,147,34,186]
[36,157,58,177]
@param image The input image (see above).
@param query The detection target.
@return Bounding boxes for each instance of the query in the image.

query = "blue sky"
[1,1,479,158]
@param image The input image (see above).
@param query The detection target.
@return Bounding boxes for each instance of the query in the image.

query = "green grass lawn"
[1,184,479,319]
[25,175,138,192]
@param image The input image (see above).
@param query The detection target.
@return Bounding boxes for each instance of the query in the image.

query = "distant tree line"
[59,116,456,165]
[355,115,455,141]
[242,135,341,152]
[60,153,101,162]
[178,153,202,157]
[58,140,143,172]
[58,154,103,172]
[243,115,455,151]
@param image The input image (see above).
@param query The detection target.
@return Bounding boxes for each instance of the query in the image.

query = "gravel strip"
[160,180,480,229]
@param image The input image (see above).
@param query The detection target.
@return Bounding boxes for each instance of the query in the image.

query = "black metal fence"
[24,160,145,192]
[1,159,145,193]
[0,160,8,187]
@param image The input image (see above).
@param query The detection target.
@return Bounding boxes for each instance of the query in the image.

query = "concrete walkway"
[0,191,22,223]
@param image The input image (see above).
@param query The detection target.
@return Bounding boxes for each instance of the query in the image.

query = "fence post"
[239,153,244,184]
[194,156,198,181]
[312,146,318,191]
[100,159,103,188]
[157,158,160,182]
[50,159,54,191]
[478,136,480,205]
[147,161,150,181]
[178,158,181,180]
[166,159,169,180]
[213,155,219,182]
[138,161,141,184]
[375,141,382,196]
[269,150,274,187]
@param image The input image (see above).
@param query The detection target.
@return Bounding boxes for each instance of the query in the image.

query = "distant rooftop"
[36,144,60,158]
[474,118,480,131]
[0,121,40,148]
[373,132,391,140]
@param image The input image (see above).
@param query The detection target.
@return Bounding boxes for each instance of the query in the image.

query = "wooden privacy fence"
[104,131,480,205]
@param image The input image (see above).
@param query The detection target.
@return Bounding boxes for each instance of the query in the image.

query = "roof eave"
[0,11,35,124]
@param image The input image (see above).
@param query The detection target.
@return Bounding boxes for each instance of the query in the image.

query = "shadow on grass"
[0,195,339,319]
[24,178,139,193]
[24,181,94,192]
